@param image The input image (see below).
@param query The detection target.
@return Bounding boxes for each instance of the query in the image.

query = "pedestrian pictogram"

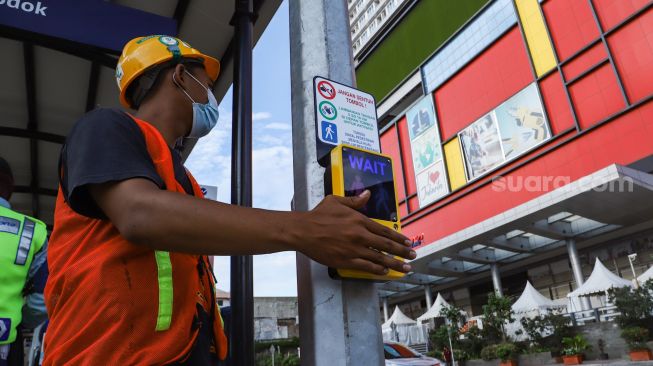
[317,80,336,100]
[321,121,338,143]
[319,101,337,120]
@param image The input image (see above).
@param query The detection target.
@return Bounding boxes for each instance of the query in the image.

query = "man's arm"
[22,240,48,329]
[89,178,415,275]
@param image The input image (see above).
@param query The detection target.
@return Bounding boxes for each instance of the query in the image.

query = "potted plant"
[561,335,590,365]
[496,343,518,366]
[621,327,653,361]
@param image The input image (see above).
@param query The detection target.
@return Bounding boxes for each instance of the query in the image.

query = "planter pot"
[630,349,653,361]
[499,360,517,366]
[562,355,583,365]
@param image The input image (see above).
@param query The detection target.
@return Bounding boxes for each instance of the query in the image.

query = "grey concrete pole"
[491,264,504,297]
[383,298,389,322]
[289,0,384,365]
[424,285,433,309]
[566,239,591,310]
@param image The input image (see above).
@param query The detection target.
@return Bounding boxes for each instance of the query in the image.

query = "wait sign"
[313,76,380,164]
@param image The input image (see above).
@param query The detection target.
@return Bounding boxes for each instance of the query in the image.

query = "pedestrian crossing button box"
[326,144,405,281]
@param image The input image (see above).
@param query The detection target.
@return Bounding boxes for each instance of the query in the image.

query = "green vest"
[0,205,47,345]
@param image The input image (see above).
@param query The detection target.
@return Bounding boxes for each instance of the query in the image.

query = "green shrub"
[459,325,484,360]
[496,343,518,361]
[621,326,651,351]
[561,335,591,356]
[482,293,515,343]
[608,280,653,329]
[480,344,499,361]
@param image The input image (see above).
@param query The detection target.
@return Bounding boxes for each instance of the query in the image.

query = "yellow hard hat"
[116,35,220,109]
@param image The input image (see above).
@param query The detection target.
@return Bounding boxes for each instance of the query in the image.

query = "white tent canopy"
[417,293,463,323]
[638,266,653,284]
[568,258,633,298]
[382,306,416,330]
[512,281,566,313]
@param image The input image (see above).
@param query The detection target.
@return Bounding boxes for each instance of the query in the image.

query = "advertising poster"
[459,111,505,180]
[416,161,448,206]
[405,95,449,207]
[495,83,551,160]
[406,95,436,140]
[410,128,441,172]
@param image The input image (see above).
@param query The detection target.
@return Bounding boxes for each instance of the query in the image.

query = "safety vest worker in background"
[0,157,49,366]
[43,35,416,365]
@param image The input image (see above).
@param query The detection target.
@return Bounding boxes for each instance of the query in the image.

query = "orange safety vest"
[44,115,228,365]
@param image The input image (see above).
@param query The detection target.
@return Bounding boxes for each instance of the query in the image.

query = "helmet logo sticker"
[159,36,179,46]
[115,63,124,86]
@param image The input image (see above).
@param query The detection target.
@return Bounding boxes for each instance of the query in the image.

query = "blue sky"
[185,1,297,297]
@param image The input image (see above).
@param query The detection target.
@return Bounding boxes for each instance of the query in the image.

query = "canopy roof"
[382,306,416,329]
[0,0,282,227]
[512,281,565,313]
[568,258,633,298]
[417,293,459,322]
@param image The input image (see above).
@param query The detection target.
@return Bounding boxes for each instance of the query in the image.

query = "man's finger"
[347,258,388,275]
[367,236,416,260]
[364,218,412,246]
[331,190,370,210]
[359,248,411,273]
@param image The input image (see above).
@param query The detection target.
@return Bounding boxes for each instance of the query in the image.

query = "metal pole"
[424,285,433,309]
[566,239,591,310]
[629,254,639,288]
[289,0,384,365]
[490,264,503,297]
[383,298,389,322]
[230,0,255,364]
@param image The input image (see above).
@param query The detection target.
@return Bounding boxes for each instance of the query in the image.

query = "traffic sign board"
[313,76,380,164]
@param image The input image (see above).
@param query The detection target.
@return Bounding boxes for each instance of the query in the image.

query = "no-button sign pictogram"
[317,80,336,100]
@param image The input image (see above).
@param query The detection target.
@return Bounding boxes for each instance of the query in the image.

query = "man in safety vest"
[43,35,416,365]
[0,157,49,366]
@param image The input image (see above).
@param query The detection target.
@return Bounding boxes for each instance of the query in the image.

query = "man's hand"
[294,190,415,275]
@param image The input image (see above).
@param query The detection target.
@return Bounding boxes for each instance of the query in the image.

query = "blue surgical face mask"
[173,70,220,138]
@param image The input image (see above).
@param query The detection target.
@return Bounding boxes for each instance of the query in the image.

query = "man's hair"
[0,157,14,200]
[126,58,205,109]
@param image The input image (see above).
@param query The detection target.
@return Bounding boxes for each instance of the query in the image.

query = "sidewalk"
[543,361,653,366]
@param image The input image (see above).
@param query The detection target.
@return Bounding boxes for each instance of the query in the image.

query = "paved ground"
[543,361,653,365]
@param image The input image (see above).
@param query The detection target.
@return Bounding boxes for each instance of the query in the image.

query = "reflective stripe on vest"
[15,218,35,265]
[155,250,173,331]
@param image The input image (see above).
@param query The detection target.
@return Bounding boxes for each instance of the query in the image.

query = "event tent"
[382,306,416,329]
[567,258,633,298]
[638,266,653,284]
[381,306,427,345]
[417,293,463,323]
[512,281,566,313]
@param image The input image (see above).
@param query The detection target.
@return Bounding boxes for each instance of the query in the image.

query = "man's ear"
[173,63,188,87]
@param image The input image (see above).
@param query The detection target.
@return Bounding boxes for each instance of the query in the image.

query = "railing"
[563,305,620,326]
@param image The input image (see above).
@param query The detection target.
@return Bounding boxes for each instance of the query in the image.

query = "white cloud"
[264,122,291,131]
[253,112,272,121]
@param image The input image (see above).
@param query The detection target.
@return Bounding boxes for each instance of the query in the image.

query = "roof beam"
[529,219,572,240]
[0,25,118,67]
[451,247,497,264]
[427,259,468,277]
[488,235,532,253]
[85,62,100,112]
[0,127,65,144]
[24,43,40,218]
[173,0,191,28]
[14,186,57,197]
